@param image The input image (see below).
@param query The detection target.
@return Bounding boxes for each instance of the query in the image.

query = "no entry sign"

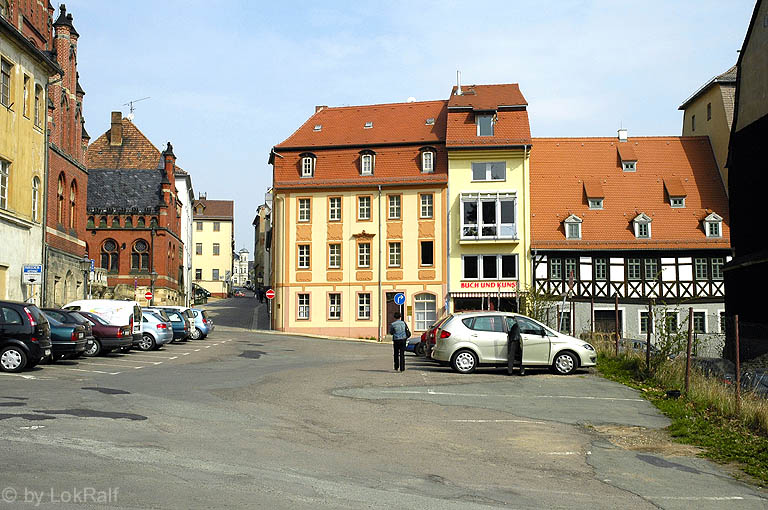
[144,291,153,301]
[265,289,275,300]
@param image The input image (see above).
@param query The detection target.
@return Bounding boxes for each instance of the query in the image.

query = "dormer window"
[299,152,316,178]
[704,212,723,238]
[476,114,494,136]
[420,147,436,173]
[584,179,605,210]
[359,150,375,175]
[633,213,652,239]
[564,214,582,240]
[670,197,685,208]
[588,199,603,210]
[664,177,687,208]
[622,161,636,172]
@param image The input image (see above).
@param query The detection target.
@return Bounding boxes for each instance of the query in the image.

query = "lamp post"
[79,255,91,300]
[150,270,158,306]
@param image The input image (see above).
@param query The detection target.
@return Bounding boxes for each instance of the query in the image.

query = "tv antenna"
[123,96,150,120]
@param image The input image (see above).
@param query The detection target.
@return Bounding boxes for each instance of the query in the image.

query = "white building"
[233,248,249,287]
[175,168,194,306]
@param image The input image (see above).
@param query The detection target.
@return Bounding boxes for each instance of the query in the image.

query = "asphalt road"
[0,296,765,509]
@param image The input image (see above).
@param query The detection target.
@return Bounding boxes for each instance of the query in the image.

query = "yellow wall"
[736,0,768,131]
[447,149,531,308]
[273,186,447,338]
[191,218,233,296]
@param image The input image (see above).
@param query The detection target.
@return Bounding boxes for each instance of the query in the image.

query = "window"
[358,242,370,268]
[213,222,220,232]
[329,197,341,221]
[358,196,370,220]
[421,151,434,173]
[213,243,220,256]
[329,293,341,320]
[0,307,22,325]
[0,59,10,107]
[627,258,641,280]
[470,316,505,332]
[644,259,659,281]
[301,155,315,177]
[691,115,696,131]
[388,195,401,219]
[588,199,603,210]
[328,244,341,269]
[665,312,678,332]
[471,162,505,181]
[622,161,637,172]
[415,294,437,331]
[565,215,582,239]
[298,198,311,222]
[460,192,517,239]
[634,215,651,238]
[195,269,202,280]
[594,258,607,281]
[23,75,30,117]
[694,258,707,280]
[388,242,401,267]
[195,243,202,255]
[31,176,40,221]
[69,181,77,229]
[640,311,652,335]
[131,240,149,270]
[125,216,133,228]
[137,217,145,227]
[298,294,309,319]
[196,221,203,231]
[550,258,562,280]
[357,293,371,319]
[34,85,42,127]
[719,311,726,334]
[564,258,577,280]
[360,153,374,175]
[558,310,572,333]
[712,258,724,280]
[212,269,220,280]
[462,254,517,279]
[0,159,9,209]
[693,312,706,334]
[707,221,721,237]
[707,102,712,121]
[670,197,685,208]
[476,114,494,136]
[57,173,65,224]
[420,241,434,266]
[100,239,119,272]
[420,194,433,218]
[298,244,310,269]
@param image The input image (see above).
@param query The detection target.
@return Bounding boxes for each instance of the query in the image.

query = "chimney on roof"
[618,128,628,142]
[456,70,462,96]
[199,192,207,200]
[110,111,122,146]
[315,105,327,113]
[162,142,176,184]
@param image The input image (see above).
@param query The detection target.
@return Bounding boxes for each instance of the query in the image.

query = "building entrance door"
[385,292,400,329]
[595,310,622,337]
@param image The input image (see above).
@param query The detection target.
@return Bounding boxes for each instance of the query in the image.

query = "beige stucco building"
[192,196,234,298]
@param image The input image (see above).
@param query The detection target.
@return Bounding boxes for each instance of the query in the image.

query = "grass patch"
[596,352,768,485]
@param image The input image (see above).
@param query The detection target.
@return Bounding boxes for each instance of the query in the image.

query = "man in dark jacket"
[389,312,409,372]
[507,319,524,376]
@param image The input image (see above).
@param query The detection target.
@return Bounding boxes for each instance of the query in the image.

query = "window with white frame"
[300,155,315,177]
[357,293,371,319]
[476,114,494,136]
[665,312,678,332]
[633,214,651,238]
[639,311,652,335]
[420,194,433,218]
[32,176,40,221]
[670,197,685,208]
[711,257,724,280]
[388,195,401,219]
[213,243,220,256]
[644,258,659,281]
[627,258,641,280]
[622,161,636,172]
[462,254,518,279]
[564,258,577,280]
[328,197,341,221]
[421,150,434,173]
[297,244,310,269]
[329,293,341,320]
[460,192,517,239]
[388,242,401,267]
[588,198,603,210]
[298,294,310,319]
[550,258,562,280]
[694,258,708,280]
[360,153,374,175]
[594,258,607,281]
[693,311,706,334]
[0,159,8,209]
[414,293,437,331]
[298,198,310,222]
[328,244,341,268]
[358,196,371,220]
[564,214,582,239]
[471,162,505,181]
[34,85,42,127]
[707,222,721,237]
[0,59,10,107]
[704,213,723,238]
[358,242,370,267]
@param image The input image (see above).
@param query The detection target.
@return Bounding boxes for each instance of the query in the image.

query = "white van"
[63,299,143,346]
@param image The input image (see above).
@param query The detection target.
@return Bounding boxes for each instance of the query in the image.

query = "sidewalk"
[250,299,271,330]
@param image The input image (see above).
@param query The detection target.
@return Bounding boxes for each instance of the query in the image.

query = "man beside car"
[507,318,524,376]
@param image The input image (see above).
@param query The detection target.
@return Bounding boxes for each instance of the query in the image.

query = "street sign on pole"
[265,289,275,300]
[144,291,153,301]
[22,264,43,285]
[393,293,405,306]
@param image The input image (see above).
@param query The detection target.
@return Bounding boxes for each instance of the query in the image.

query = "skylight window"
[425,118,435,125]
[364,121,373,129]
[313,125,322,132]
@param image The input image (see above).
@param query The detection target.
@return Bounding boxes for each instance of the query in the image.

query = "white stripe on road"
[77,361,155,369]
[380,390,644,402]
[451,419,547,424]
[0,373,38,379]
[657,496,747,501]
[64,368,120,375]
[121,353,179,360]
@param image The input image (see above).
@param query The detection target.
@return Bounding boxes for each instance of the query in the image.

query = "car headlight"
[582,343,595,351]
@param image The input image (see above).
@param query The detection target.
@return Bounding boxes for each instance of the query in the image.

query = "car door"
[515,317,551,365]
[0,306,25,341]
[467,315,507,362]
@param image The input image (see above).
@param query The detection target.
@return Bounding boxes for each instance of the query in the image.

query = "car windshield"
[43,310,68,322]
[84,313,109,326]
[70,312,89,323]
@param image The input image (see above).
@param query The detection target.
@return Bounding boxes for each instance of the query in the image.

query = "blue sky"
[64,0,755,254]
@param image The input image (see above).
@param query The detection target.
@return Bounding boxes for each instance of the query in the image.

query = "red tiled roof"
[86,118,162,170]
[445,84,531,147]
[616,143,637,162]
[193,199,233,219]
[530,136,730,250]
[275,100,447,149]
[583,179,604,198]
[664,176,687,197]
[447,84,528,110]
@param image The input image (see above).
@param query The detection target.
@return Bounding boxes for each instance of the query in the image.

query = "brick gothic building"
[85,113,184,305]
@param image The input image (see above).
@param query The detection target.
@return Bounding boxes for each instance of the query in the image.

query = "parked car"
[159,309,190,342]
[0,301,52,372]
[139,311,173,350]
[76,311,133,356]
[234,290,245,297]
[63,299,142,347]
[41,312,87,362]
[151,306,195,333]
[42,309,96,356]
[432,311,597,375]
[189,308,212,339]
[405,336,423,356]
[418,317,450,358]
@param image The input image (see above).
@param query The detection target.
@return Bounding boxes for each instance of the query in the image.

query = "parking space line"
[451,419,547,424]
[121,354,178,360]
[182,353,190,356]
[75,361,155,369]
[91,358,164,365]
[380,390,645,402]
[0,372,38,379]
[64,368,120,375]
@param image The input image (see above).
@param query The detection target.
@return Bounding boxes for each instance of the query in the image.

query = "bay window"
[460,192,517,239]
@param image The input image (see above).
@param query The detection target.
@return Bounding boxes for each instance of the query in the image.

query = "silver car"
[139,311,173,350]
[431,311,596,375]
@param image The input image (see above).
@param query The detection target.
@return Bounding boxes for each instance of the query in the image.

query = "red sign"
[265,289,275,300]
[144,291,153,300]
[459,281,517,290]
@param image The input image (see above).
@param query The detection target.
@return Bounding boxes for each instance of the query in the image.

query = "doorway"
[385,292,401,327]
[594,310,623,337]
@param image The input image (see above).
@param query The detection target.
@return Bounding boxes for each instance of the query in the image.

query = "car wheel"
[552,351,579,375]
[0,346,28,373]
[451,349,478,374]
[190,328,202,340]
[138,334,155,351]
[415,343,425,357]
[83,339,101,357]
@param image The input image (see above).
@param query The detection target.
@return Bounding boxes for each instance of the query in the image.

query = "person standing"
[389,312,409,372]
[507,319,524,376]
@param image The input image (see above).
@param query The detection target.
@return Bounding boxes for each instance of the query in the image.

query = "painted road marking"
[97,358,164,365]
[75,361,152,370]
[451,419,547,424]
[380,390,644,402]
[122,353,179,360]
[65,368,120,375]
[0,373,37,379]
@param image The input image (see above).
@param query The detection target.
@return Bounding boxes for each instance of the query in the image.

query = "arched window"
[414,293,437,331]
[101,239,119,272]
[137,217,146,228]
[111,216,120,228]
[150,217,158,228]
[125,216,133,228]
[69,180,77,229]
[32,176,40,222]
[87,216,94,228]
[98,216,107,227]
[131,239,149,270]
[57,173,65,224]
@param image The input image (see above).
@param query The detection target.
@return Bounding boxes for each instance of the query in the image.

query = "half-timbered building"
[530,131,730,355]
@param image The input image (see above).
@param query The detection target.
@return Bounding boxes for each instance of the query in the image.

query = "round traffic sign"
[394,293,406,305]
[265,289,275,300]
[144,291,153,300]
